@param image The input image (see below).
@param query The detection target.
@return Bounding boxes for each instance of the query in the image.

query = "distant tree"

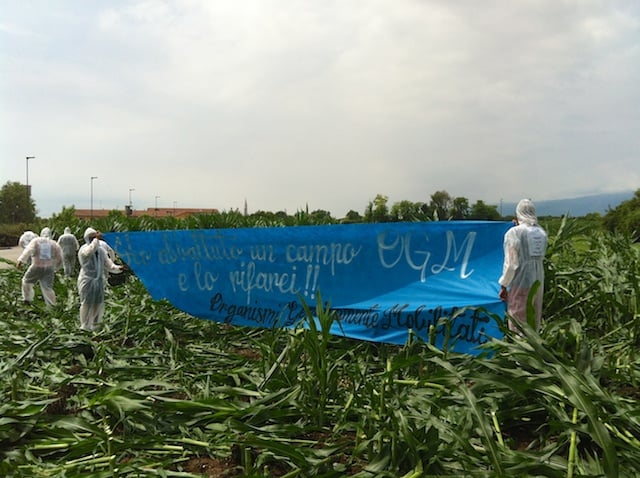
[274,210,290,222]
[451,197,470,219]
[602,189,640,239]
[0,181,36,223]
[430,190,452,220]
[469,200,501,220]
[309,209,335,224]
[364,202,373,221]
[50,205,77,224]
[48,206,82,237]
[250,210,281,225]
[419,202,434,219]
[390,200,427,222]
[364,194,390,223]
[251,210,294,226]
[343,210,363,223]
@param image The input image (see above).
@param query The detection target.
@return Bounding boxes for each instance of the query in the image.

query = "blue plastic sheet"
[103,221,511,354]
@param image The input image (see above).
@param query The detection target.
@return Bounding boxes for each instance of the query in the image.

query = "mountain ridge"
[500,190,635,217]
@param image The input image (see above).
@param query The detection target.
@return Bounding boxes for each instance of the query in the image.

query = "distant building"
[74,207,218,220]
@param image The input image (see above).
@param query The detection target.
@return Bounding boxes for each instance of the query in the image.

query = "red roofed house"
[73,207,218,220]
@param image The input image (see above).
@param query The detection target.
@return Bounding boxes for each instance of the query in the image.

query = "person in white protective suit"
[18,230,38,249]
[57,227,80,277]
[17,230,39,266]
[498,199,548,332]
[99,239,116,262]
[16,227,63,306]
[77,227,123,331]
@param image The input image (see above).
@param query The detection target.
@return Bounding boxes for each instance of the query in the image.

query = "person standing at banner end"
[498,199,548,332]
[77,227,123,332]
[57,227,80,277]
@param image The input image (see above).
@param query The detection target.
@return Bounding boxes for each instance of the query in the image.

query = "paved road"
[0,246,22,269]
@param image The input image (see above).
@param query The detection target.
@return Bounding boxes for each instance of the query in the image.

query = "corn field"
[1,216,639,477]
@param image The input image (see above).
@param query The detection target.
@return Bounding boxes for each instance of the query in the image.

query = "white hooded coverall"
[18,230,38,249]
[498,199,548,331]
[77,228,122,331]
[17,227,63,306]
[57,227,80,277]
[17,230,39,266]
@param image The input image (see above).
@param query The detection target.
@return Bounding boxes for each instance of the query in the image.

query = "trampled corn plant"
[3,218,640,476]
[346,350,455,475]
[544,217,640,405]
[545,219,640,331]
[478,317,640,477]
[294,294,348,429]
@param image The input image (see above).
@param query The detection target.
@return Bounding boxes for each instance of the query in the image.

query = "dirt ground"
[0,246,22,269]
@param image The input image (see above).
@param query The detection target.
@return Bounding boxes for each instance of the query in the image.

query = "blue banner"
[103,221,511,353]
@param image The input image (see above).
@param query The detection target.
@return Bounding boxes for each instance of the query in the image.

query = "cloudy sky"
[1,1,639,218]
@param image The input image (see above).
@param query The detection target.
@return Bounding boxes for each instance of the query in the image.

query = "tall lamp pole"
[126,188,135,217]
[155,195,160,218]
[25,156,35,200]
[91,176,98,220]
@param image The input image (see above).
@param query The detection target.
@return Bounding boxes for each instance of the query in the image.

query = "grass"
[1,218,640,476]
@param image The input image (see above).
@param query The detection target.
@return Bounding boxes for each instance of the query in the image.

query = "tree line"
[359,191,501,223]
[1,179,638,240]
[0,181,502,226]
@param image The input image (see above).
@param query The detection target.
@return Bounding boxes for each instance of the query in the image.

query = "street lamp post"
[155,196,160,218]
[127,188,135,217]
[91,176,98,220]
[25,156,35,201]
